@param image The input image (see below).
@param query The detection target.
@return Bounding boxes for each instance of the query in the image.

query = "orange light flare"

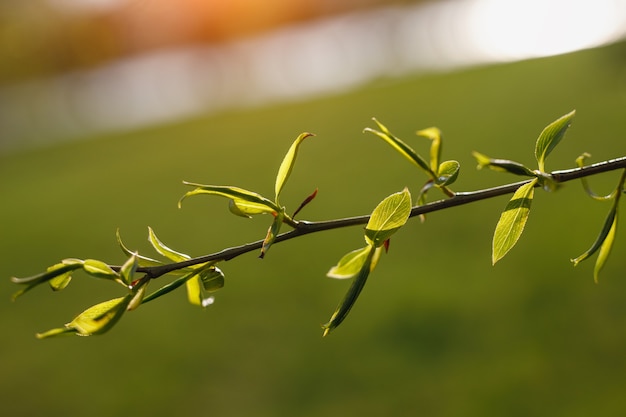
[108,0,315,50]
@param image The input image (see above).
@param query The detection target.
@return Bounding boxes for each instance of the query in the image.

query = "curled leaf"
[119,253,138,287]
[436,160,460,186]
[260,211,285,258]
[492,179,537,264]
[186,265,224,307]
[472,151,536,177]
[148,227,190,262]
[82,259,119,280]
[275,132,314,202]
[416,127,442,173]
[228,198,276,218]
[365,118,435,177]
[116,229,163,267]
[179,183,279,214]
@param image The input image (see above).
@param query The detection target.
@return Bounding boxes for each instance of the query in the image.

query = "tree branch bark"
[136,156,626,278]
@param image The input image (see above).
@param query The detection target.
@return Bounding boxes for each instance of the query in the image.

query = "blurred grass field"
[2,41,626,417]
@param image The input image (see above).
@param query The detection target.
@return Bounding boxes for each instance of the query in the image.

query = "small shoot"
[180,132,314,258]
[571,169,626,282]
[323,188,411,336]
[366,119,458,212]
[275,132,314,204]
[474,110,575,263]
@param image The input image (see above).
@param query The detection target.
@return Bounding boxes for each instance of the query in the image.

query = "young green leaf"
[492,179,537,264]
[416,127,442,173]
[11,262,84,300]
[141,270,198,305]
[322,245,377,337]
[571,201,618,266]
[535,110,576,172]
[472,151,536,177]
[127,283,148,311]
[436,160,460,186]
[148,227,190,262]
[116,229,163,267]
[179,183,279,213]
[365,118,435,177]
[185,265,224,307]
[593,210,617,283]
[228,198,276,218]
[82,259,119,280]
[327,245,373,279]
[119,253,138,287]
[48,271,73,291]
[37,294,132,338]
[260,211,285,258]
[365,188,412,247]
[275,132,314,202]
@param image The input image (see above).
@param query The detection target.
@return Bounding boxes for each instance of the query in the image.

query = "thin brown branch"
[137,156,626,278]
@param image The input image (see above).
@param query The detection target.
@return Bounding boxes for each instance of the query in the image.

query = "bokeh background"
[2,1,626,416]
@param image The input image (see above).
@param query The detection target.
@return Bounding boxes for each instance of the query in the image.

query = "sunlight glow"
[3,0,626,153]
[465,0,626,60]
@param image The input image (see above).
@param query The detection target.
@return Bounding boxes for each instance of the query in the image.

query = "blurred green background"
[3,38,626,416]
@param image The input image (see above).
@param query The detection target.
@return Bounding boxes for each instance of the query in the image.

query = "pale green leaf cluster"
[365,119,459,203]
[322,188,411,336]
[15,226,227,338]
[472,110,576,265]
[179,132,314,258]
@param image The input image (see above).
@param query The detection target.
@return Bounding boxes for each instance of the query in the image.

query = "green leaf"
[200,266,225,292]
[327,245,373,279]
[228,198,276,218]
[186,266,225,307]
[416,127,442,173]
[179,183,279,213]
[48,272,72,291]
[116,229,163,267]
[275,132,314,202]
[148,227,190,262]
[48,258,83,291]
[37,295,132,338]
[119,253,138,286]
[127,283,148,311]
[82,259,118,280]
[594,210,617,283]
[260,211,284,258]
[365,188,412,247]
[571,202,618,267]
[436,160,460,186]
[492,179,537,264]
[472,151,536,177]
[322,245,377,337]
[535,110,576,172]
[365,118,435,177]
[11,261,84,300]
[141,270,197,305]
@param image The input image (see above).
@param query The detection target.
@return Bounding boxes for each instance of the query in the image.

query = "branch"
[136,156,626,279]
